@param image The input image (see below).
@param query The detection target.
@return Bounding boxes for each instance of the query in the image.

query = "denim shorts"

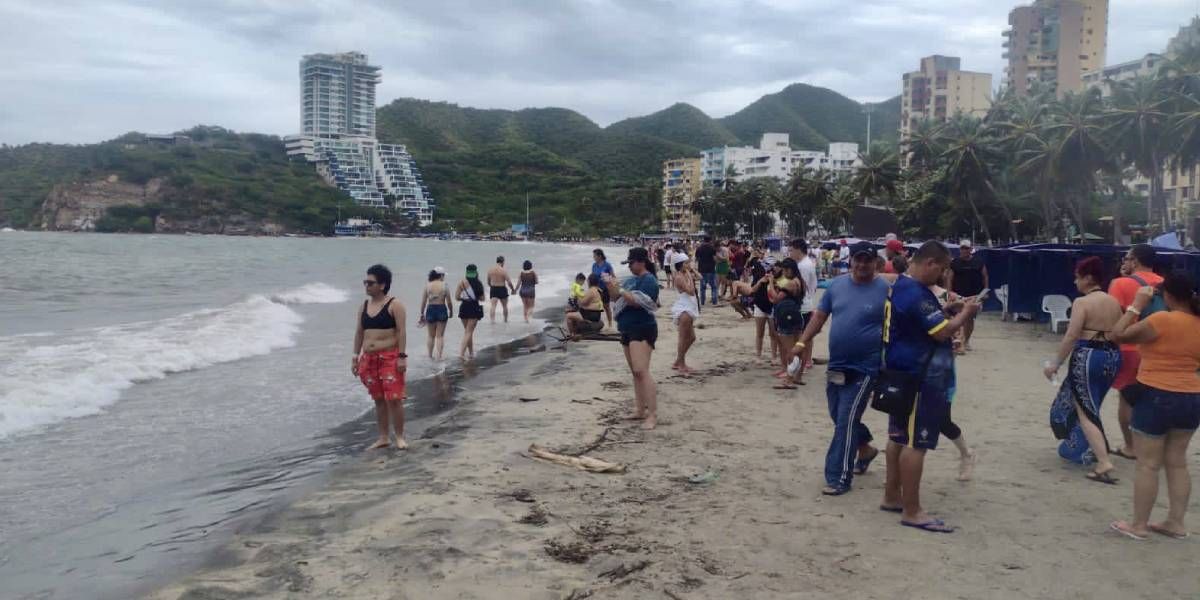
[1130,383,1200,437]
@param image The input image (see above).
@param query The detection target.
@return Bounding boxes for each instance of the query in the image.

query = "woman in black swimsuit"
[518,260,538,323]
[455,264,485,359]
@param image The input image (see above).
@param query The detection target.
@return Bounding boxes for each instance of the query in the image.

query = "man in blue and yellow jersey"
[880,241,981,533]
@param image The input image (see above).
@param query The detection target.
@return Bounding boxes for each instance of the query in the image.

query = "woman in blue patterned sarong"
[1043,257,1123,483]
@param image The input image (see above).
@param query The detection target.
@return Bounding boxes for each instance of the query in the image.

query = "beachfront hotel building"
[659,134,860,234]
[285,52,435,226]
[900,56,992,139]
[661,158,703,235]
[1003,0,1108,97]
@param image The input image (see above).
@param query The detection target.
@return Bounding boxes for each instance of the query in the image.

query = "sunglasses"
[363,280,379,286]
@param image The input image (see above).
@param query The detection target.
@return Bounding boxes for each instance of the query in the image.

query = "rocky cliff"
[40,175,287,235]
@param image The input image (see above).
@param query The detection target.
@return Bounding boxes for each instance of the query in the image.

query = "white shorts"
[672,294,700,325]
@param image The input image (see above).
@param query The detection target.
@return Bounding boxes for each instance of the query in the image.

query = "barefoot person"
[1044,257,1122,482]
[1109,273,1200,540]
[880,241,981,533]
[750,258,778,360]
[487,256,516,323]
[1108,244,1164,460]
[564,274,605,338]
[352,264,408,450]
[607,247,660,430]
[455,264,485,359]
[770,258,805,389]
[795,242,887,495]
[670,253,700,375]
[518,260,538,323]
[419,267,452,361]
[929,268,978,481]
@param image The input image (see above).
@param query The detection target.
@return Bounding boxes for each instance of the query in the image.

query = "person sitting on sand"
[455,264,485,359]
[606,247,660,430]
[352,264,408,450]
[487,256,516,324]
[518,260,538,323]
[727,268,758,319]
[1044,257,1122,483]
[670,253,700,375]
[1109,273,1200,541]
[419,267,453,361]
[880,241,981,533]
[565,274,606,338]
[796,242,887,495]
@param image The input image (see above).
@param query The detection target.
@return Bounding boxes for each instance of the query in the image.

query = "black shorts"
[619,324,658,349]
[598,286,611,306]
[490,286,509,300]
[888,382,950,450]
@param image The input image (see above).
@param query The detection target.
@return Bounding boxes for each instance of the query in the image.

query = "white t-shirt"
[798,256,818,313]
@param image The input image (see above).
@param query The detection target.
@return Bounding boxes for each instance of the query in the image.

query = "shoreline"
[149,290,1196,599]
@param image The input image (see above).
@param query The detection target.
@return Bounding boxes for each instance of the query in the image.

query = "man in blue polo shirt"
[880,241,980,533]
[796,242,889,495]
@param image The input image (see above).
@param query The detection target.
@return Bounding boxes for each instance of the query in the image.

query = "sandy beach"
[149,288,1198,600]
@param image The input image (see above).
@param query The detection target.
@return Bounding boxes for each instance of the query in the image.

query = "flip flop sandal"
[1148,524,1190,540]
[1110,521,1148,541]
[854,450,880,475]
[1086,470,1119,485]
[901,519,956,533]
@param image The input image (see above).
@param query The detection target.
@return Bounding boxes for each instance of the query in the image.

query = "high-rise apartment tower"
[300,52,381,139]
[900,56,992,139]
[1003,0,1108,97]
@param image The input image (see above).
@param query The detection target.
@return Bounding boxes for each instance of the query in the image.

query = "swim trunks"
[1112,350,1141,391]
[357,350,405,402]
[490,285,509,300]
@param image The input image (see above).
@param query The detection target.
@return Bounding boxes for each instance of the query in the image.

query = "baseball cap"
[849,242,876,258]
[433,266,446,275]
[959,239,973,248]
[622,247,651,265]
[672,252,688,265]
[886,239,904,253]
[885,233,898,242]
[465,264,478,277]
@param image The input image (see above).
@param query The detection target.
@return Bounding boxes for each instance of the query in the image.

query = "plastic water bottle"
[1042,359,1059,387]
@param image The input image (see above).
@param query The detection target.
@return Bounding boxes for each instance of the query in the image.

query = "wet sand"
[149,290,1199,599]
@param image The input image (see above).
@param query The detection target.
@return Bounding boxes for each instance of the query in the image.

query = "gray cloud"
[0,0,1194,144]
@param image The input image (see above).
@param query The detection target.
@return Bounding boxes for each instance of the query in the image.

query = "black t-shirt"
[695,243,716,273]
[950,254,986,296]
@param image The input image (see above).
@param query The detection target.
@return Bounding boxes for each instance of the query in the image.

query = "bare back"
[487,265,508,287]
[1073,290,1123,339]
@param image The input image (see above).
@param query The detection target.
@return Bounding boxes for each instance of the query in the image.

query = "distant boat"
[334,218,383,237]
[0,227,14,232]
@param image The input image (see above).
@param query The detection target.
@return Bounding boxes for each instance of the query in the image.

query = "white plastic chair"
[996,284,1010,321]
[1042,294,1071,333]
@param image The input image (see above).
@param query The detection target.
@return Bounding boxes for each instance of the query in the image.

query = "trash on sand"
[519,397,540,402]
[528,444,625,473]
[686,471,719,485]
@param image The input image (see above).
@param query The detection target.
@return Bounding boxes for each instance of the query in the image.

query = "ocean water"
[0,231,608,599]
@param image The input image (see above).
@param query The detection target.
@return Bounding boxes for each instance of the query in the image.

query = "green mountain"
[375,86,900,234]
[1,82,902,236]
[607,103,741,149]
[719,83,898,149]
[0,126,358,233]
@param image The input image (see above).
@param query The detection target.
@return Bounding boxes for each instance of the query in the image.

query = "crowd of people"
[349,237,1200,538]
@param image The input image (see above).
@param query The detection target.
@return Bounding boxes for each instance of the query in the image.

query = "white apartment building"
[286,52,434,226]
[701,134,861,188]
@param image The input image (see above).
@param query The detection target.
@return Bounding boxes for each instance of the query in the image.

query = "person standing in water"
[455,264,485,359]
[419,266,452,361]
[670,253,700,375]
[352,264,408,450]
[488,256,516,323]
[518,260,539,323]
[607,247,660,430]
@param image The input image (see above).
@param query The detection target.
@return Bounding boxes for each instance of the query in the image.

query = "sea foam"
[0,283,348,439]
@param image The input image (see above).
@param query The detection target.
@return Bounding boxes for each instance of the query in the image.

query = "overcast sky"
[0,0,1195,145]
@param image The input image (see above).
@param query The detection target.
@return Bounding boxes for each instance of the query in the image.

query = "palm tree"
[1102,77,1171,233]
[999,96,1061,239]
[851,146,899,205]
[817,177,858,235]
[937,115,1003,243]
[1041,89,1117,237]
[901,118,945,172]
[779,167,832,237]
